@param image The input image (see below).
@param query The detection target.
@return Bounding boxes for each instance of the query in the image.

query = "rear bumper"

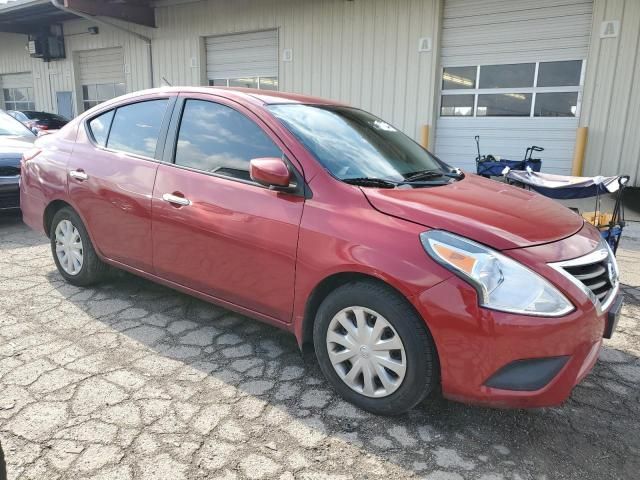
[414,276,611,408]
[19,189,46,233]
[0,176,20,210]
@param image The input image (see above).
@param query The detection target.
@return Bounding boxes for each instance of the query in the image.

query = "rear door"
[69,94,175,271]
[151,94,305,322]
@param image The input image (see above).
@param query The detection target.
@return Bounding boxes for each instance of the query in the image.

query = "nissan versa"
[20,87,622,415]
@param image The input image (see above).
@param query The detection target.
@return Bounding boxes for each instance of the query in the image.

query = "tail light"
[38,124,49,130]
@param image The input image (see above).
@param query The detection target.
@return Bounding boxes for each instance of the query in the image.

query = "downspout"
[50,0,154,89]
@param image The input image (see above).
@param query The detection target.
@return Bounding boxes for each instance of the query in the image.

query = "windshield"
[0,110,35,137]
[268,104,452,183]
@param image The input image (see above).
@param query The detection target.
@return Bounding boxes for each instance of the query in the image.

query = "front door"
[68,96,173,272]
[151,95,304,322]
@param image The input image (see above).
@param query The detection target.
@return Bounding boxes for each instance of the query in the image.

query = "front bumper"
[414,275,616,408]
[0,176,20,210]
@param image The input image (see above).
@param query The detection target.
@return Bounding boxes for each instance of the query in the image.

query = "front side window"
[174,99,281,181]
[107,99,169,157]
[268,104,449,182]
[440,60,583,118]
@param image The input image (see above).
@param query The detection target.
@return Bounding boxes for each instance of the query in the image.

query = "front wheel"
[313,280,438,415]
[50,207,107,286]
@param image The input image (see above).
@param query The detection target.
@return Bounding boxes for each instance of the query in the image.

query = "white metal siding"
[435,0,593,175]
[581,0,640,186]
[0,72,32,89]
[153,0,441,141]
[205,30,278,80]
[77,48,125,85]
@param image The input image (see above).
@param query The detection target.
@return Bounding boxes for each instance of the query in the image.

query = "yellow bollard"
[571,126,588,176]
[420,125,430,150]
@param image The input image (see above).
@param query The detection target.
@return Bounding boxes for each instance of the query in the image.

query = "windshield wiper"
[342,177,398,188]
[404,169,464,182]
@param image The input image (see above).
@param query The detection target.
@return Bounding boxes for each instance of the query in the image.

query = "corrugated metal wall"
[153,0,441,140]
[581,0,640,185]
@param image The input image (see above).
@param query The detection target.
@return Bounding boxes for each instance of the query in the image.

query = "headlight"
[420,230,574,317]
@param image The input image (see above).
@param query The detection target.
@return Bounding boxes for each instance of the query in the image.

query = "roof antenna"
[161,76,173,87]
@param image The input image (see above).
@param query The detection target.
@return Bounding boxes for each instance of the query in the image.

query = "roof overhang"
[0,0,155,34]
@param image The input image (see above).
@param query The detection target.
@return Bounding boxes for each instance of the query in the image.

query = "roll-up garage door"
[1,72,34,110]
[77,47,126,111]
[206,30,279,91]
[435,0,593,175]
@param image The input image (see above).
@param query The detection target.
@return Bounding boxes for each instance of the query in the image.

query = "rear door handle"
[69,170,88,181]
[162,193,191,206]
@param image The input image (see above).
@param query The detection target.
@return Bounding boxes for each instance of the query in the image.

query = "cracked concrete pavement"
[0,214,639,480]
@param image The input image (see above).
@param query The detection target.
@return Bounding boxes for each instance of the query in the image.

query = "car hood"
[361,174,584,250]
[0,136,35,164]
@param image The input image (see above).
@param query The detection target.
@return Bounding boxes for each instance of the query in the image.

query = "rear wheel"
[50,207,107,286]
[313,280,438,415]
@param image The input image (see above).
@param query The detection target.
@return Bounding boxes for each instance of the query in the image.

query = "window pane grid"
[208,77,278,91]
[81,83,126,112]
[440,60,582,118]
[3,87,34,111]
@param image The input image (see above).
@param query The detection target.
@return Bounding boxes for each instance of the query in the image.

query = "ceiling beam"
[64,0,155,28]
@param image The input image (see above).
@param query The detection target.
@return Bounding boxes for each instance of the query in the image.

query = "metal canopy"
[0,0,155,34]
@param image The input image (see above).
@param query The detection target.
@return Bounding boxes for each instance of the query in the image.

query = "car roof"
[129,86,344,107]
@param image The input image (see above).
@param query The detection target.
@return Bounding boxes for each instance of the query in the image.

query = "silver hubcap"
[326,306,406,398]
[55,219,83,276]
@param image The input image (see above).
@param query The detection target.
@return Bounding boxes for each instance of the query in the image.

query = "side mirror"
[249,157,292,189]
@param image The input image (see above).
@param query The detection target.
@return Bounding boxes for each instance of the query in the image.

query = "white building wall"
[0,18,152,116]
[152,0,441,140]
[434,0,593,175]
[581,0,640,185]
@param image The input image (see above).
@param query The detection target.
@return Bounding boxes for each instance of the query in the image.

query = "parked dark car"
[0,110,35,211]
[8,110,69,133]
[20,87,621,415]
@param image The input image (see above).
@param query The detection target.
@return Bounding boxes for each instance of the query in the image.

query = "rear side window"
[174,99,281,181]
[106,99,169,157]
[88,110,114,147]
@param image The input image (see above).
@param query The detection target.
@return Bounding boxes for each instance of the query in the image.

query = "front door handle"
[69,170,88,181]
[162,193,191,206]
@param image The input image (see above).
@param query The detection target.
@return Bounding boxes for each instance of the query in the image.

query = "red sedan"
[19,87,622,415]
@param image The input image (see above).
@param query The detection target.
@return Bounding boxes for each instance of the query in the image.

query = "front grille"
[0,190,20,209]
[0,165,20,176]
[552,240,619,310]
[563,260,613,302]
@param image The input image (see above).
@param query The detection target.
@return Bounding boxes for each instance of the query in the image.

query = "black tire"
[0,440,6,480]
[49,207,108,286]
[313,280,438,416]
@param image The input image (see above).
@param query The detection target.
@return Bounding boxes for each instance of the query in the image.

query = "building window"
[440,60,583,118]
[208,76,278,91]
[3,87,35,111]
[82,82,126,111]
